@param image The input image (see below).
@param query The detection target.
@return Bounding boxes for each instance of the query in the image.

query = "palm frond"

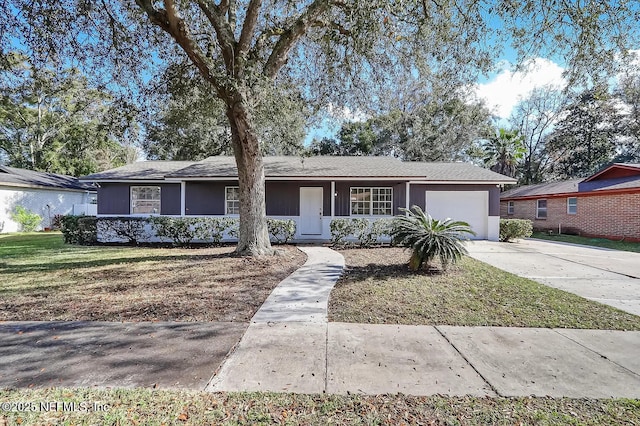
[390,205,475,271]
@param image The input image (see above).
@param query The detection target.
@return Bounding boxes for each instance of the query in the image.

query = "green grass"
[329,248,640,329]
[531,232,640,253]
[0,388,638,425]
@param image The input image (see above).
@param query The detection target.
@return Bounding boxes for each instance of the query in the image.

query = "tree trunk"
[226,92,273,256]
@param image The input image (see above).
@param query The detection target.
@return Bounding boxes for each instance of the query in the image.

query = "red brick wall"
[500,192,640,241]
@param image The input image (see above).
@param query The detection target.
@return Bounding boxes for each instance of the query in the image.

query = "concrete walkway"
[207,245,640,398]
[0,321,246,389]
[467,239,640,316]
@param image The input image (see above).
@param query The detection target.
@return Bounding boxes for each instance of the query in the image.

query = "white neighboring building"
[0,166,97,233]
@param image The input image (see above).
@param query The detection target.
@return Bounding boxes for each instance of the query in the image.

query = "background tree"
[0,54,137,176]
[510,85,567,184]
[3,0,639,255]
[482,128,525,178]
[614,55,640,163]
[546,87,621,179]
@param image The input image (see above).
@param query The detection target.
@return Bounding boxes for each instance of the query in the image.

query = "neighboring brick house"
[500,163,640,242]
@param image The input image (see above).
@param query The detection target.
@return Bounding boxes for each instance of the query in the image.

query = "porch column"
[180,181,186,216]
[330,181,336,217]
[405,181,410,214]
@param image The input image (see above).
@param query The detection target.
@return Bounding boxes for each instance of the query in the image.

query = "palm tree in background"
[483,128,525,177]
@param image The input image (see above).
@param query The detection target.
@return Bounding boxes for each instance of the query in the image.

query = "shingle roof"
[0,166,95,191]
[501,180,582,198]
[81,161,194,181]
[167,156,515,182]
[501,175,640,199]
[81,156,515,183]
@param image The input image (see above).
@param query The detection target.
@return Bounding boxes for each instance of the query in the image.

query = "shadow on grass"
[341,262,447,283]
[0,252,237,276]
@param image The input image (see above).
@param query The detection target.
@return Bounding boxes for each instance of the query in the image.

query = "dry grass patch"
[0,233,305,322]
[329,247,640,329]
[0,388,638,425]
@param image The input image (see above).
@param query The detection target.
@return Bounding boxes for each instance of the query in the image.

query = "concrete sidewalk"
[207,246,640,398]
[466,239,640,316]
[0,321,246,389]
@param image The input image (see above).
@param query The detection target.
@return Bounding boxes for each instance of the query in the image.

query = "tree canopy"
[3,0,640,253]
[0,53,137,176]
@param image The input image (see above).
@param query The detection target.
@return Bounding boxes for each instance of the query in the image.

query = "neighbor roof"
[82,156,516,183]
[0,166,95,191]
[501,163,640,200]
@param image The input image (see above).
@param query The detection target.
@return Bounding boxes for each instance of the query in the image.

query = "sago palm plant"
[390,205,476,271]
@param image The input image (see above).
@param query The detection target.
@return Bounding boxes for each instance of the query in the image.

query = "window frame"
[349,187,393,216]
[507,201,514,215]
[225,186,240,215]
[567,197,577,215]
[536,199,547,219]
[130,185,161,215]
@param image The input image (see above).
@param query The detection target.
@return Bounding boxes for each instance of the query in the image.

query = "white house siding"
[0,186,92,233]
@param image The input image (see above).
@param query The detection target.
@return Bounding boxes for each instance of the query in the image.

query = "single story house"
[0,166,97,233]
[500,163,640,241]
[81,156,516,241]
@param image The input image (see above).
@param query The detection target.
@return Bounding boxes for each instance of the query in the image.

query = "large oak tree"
[3,0,638,255]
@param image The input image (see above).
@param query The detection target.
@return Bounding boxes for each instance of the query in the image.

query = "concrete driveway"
[467,239,640,316]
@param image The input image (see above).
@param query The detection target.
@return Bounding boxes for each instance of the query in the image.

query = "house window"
[536,199,547,219]
[567,197,577,214]
[350,187,393,216]
[225,186,240,215]
[507,201,514,215]
[131,186,161,214]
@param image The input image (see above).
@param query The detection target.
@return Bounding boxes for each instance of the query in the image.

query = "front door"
[300,187,323,235]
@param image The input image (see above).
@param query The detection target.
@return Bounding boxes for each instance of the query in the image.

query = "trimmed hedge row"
[329,218,394,248]
[61,216,296,246]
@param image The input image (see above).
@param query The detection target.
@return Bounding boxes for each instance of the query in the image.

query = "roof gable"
[583,163,640,182]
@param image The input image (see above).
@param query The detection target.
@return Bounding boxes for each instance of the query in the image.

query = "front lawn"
[531,232,640,253]
[329,247,640,330]
[0,388,638,425]
[0,233,306,322]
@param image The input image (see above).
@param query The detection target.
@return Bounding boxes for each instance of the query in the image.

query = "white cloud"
[326,103,369,122]
[475,58,566,119]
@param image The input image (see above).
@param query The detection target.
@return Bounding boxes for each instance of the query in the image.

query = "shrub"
[97,217,150,244]
[499,219,533,242]
[330,218,393,247]
[330,218,354,247]
[10,206,42,232]
[60,215,97,244]
[150,216,198,246]
[194,217,236,244]
[77,217,98,244]
[267,218,296,244]
[390,205,475,271]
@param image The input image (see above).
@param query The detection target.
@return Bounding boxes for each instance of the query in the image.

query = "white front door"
[425,191,488,239]
[300,187,323,235]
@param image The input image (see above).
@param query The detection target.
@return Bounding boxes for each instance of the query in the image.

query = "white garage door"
[425,191,488,239]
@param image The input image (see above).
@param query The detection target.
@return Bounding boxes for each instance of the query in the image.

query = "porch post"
[180,181,186,216]
[405,181,410,214]
[331,181,336,217]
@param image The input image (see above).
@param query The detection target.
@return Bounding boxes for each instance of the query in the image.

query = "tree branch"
[263,0,332,79]
[196,0,236,74]
[237,0,261,59]
[135,0,223,94]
